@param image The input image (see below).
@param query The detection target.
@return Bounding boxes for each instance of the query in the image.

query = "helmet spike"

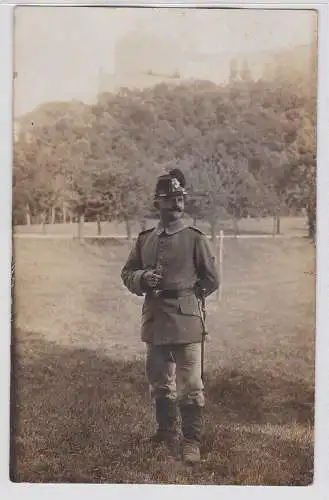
[169,168,186,188]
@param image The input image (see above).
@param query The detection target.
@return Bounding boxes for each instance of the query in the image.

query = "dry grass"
[10,235,315,484]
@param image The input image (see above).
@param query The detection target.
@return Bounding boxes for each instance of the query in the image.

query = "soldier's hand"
[142,270,163,289]
[195,282,206,299]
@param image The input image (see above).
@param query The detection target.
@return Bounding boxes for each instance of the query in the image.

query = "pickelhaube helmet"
[154,168,188,199]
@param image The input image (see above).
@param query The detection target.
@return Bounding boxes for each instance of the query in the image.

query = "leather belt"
[146,288,195,299]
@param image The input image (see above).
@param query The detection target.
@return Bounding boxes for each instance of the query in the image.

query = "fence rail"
[12,233,307,240]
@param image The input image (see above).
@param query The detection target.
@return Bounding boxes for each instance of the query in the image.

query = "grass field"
[10,234,316,485]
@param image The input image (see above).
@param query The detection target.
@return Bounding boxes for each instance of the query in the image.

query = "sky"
[13,7,316,117]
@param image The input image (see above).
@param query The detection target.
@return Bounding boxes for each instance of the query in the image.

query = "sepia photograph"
[10,5,317,486]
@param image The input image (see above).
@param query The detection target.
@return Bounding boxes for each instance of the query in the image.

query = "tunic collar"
[155,219,187,236]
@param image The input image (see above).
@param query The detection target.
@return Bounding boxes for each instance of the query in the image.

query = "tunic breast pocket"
[178,295,200,317]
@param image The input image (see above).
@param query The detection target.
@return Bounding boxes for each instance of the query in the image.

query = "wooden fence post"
[77,215,84,240]
[216,230,224,302]
[96,214,101,236]
[41,211,46,234]
[25,204,31,226]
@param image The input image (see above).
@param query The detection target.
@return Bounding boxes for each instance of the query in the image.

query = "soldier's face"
[158,195,185,221]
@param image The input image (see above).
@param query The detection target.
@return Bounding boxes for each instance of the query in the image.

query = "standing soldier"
[121,168,219,465]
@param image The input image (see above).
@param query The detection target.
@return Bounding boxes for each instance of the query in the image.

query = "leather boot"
[150,397,179,449]
[180,404,203,465]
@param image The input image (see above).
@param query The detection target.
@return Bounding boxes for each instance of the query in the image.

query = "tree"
[13,68,316,242]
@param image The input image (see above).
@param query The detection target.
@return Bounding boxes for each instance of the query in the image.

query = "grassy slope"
[11,236,315,484]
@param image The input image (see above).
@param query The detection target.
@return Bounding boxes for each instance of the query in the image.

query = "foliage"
[13,69,316,236]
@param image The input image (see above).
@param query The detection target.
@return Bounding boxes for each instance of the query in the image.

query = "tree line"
[13,72,317,239]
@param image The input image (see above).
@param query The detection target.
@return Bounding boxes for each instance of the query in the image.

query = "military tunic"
[121,219,219,345]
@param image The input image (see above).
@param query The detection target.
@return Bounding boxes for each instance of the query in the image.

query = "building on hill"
[114,30,183,76]
[99,30,184,94]
[98,29,314,96]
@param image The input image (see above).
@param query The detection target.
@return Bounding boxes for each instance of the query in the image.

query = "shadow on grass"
[10,329,314,485]
[205,368,314,426]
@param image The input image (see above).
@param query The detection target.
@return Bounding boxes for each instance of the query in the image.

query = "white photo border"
[1,1,328,498]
